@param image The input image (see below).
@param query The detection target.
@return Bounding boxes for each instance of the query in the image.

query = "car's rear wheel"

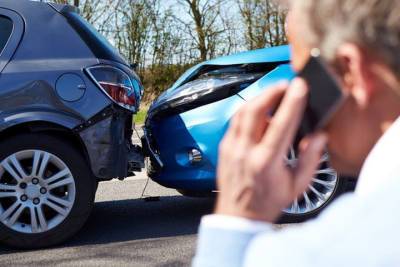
[0,134,96,249]
[279,148,352,223]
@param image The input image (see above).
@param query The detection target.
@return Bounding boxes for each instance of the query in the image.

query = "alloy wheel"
[0,150,76,234]
[283,147,338,215]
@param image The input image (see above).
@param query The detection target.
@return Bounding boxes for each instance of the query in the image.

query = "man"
[193,0,400,266]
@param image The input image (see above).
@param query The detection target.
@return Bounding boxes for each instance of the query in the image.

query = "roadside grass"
[134,107,148,125]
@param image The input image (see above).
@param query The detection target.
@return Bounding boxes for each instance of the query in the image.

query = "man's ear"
[335,43,376,108]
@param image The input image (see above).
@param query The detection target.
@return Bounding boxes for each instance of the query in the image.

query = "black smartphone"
[297,52,345,137]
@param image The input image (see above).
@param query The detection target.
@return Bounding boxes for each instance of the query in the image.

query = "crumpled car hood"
[170,45,291,91]
[149,45,293,115]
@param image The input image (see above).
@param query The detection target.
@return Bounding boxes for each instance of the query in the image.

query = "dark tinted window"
[62,11,128,66]
[0,16,13,55]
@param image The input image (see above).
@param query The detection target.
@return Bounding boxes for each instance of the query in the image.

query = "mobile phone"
[297,52,345,137]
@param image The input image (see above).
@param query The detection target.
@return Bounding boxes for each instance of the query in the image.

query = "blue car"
[143,45,353,222]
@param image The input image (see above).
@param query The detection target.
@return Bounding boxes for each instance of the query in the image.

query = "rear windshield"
[0,16,13,55]
[62,11,128,66]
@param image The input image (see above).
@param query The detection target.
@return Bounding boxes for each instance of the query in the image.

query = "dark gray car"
[0,0,144,248]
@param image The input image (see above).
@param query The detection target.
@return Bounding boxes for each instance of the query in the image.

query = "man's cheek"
[326,141,339,168]
[326,117,349,173]
[327,142,349,175]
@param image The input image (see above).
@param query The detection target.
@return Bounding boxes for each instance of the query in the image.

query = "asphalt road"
[0,128,217,266]
[0,173,215,267]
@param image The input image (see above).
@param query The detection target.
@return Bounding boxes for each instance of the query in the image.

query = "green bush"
[139,63,195,104]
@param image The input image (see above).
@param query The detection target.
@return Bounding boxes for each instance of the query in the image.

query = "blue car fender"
[238,64,296,101]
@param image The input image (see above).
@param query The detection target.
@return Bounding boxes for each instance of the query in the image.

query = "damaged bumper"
[143,94,245,190]
[76,106,144,180]
[141,127,164,168]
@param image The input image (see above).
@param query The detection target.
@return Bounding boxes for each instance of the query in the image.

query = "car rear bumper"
[78,106,144,180]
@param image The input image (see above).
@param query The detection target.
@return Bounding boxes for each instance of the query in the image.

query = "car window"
[0,15,13,56]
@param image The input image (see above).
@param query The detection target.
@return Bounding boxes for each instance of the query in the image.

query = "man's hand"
[215,78,327,222]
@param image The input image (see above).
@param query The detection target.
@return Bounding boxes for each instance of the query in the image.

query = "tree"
[177,0,226,61]
[112,0,154,72]
[44,0,289,101]
[50,0,116,25]
[238,0,288,49]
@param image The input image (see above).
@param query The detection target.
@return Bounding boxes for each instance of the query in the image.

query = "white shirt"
[193,117,400,267]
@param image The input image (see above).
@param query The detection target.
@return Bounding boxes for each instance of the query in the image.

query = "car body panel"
[238,64,295,101]
[145,45,295,190]
[1,110,83,131]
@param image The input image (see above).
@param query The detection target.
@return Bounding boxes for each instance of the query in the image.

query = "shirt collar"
[356,116,400,196]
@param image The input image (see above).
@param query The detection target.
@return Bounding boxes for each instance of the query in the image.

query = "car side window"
[0,15,13,55]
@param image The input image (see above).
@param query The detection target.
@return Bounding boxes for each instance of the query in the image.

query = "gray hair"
[291,0,400,76]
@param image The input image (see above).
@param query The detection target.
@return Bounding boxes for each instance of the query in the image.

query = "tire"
[0,133,96,249]
[278,177,354,223]
[146,156,161,178]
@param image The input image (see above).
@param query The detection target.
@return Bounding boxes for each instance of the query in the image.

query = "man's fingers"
[239,81,288,142]
[260,78,308,158]
[228,110,243,137]
[293,133,328,197]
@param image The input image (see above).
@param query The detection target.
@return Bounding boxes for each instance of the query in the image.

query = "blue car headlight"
[148,73,261,120]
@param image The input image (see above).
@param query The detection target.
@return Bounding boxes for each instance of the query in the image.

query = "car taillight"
[99,82,136,106]
[86,65,138,111]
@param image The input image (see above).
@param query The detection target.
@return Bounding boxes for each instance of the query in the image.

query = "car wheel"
[278,148,354,223]
[0,133,96,249]
[146,157,161,178]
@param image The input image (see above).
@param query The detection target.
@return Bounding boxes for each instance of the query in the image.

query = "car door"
[0,8,24,73]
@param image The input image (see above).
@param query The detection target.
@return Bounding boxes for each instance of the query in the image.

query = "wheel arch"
[0,120,92,176]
